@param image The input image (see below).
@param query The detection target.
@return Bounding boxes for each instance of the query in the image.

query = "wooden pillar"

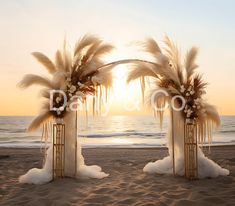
[52,123,65,179]
[184,119,198,180]
[74,111,78,177]
[171,109,176,176]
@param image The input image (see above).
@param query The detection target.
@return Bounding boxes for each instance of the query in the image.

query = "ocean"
[0,116,235,148]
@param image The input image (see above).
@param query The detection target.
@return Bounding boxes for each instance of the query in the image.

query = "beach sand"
[0,146,234,206]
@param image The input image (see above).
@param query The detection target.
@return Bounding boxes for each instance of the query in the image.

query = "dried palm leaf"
[83,40,103,62]
[63,40,73,72]
[144,38,161,55]
[32,52,56,74]
[193,74,207,93]
[28,110,52,132]
[18,74,54,89]
[93,67,113,88]
[55,50,65,71]
[39,89,50,99]
[127,63,159,83]
[164,36,183,84]
[93,44,114,58]
[74,34,100,56]
[185,47,198,80]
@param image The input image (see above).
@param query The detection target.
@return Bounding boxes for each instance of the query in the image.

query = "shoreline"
[0,143,235,149]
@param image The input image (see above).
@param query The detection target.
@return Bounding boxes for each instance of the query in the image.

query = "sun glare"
[112,65,128,98]
[104,63,144,115]
[112,65,141,98]
[111,138,133,145]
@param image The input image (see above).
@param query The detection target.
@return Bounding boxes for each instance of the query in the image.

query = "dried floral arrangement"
[127,36,220,144]
[19,34,115,131]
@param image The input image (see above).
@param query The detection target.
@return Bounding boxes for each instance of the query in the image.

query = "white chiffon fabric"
[19,112,108,184]
[143,110,229,178]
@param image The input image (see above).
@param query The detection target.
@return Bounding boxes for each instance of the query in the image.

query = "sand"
[0,146,234,206]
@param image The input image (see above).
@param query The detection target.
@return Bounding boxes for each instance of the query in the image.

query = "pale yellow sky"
[0,0,235,116]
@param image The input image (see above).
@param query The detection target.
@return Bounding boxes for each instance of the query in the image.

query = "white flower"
[180,85,185,93]
[187,86,192,92]
[69,85,76,94]
[187,109,193,114]
[186,92,190,96]
[77,82,85,88]
[190,90,195,95]
[186,109,193,118]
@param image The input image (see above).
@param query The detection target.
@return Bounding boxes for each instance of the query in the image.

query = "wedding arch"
[18,35,229,184]
[127,36,229,179]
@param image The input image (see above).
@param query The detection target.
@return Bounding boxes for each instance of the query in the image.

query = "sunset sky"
[0,0,235,116]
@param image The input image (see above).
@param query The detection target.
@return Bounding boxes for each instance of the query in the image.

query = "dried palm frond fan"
[19,34,116,179]
[127,36,220,180]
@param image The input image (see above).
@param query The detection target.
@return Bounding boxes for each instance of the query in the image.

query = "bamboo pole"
[52,122,65,180]
[184,121,186,177]
[195,124,198,178]
[75,111,78,177]
[184,119,198,180]
[171,109,176,176]
[52,125,54,180]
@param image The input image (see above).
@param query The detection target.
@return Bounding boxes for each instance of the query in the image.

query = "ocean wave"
[79,132,166,138]
[0,116,235,148]
[0,140,43,144]
[0,128,27,133]
[0,141,234,148]
[218,130,235,133]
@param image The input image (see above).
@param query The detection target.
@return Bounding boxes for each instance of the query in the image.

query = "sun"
[112,65,128,98]
[112,65,141,98]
